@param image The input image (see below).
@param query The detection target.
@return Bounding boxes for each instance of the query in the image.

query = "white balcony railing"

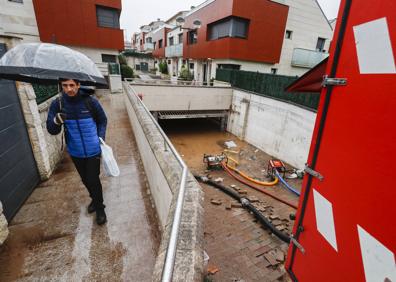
[291,48,329,68]
[165,44,183,58]
[144,43,154,51]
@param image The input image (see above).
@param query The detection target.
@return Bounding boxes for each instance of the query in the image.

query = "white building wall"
[273,0,333,76]
[0,0,40,43]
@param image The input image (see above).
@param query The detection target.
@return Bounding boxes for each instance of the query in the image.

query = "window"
[188,30,198,45]
[158,39,163,49]
[96,6,120,29]
[207,16,249,41]
[168,60,171,64]
[178,33,183,44]
[101,54,117,63]
[271,68,278,74]
[8,0,23,3]
[169,37,174,46]
[153,42,156,49]
[217,64,241,70]
[189,63,194,69]
[316,37,326,52]
[285,30,293,39]
[146,37,152,43]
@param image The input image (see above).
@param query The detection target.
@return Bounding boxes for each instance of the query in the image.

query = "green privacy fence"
[216,69,319,110]
[33,84,59,104]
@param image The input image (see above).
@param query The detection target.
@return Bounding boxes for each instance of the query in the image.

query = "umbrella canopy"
[0,43,107,86]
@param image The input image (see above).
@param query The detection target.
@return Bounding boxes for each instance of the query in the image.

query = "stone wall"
[16,82,63,180]
[0,202,9,245]
[123,83,204,281]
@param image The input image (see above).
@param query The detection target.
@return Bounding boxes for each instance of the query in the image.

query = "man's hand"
[54,113,66,125]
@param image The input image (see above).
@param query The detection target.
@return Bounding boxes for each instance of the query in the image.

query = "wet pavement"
[162,118,301,282]
[0,93,160,281]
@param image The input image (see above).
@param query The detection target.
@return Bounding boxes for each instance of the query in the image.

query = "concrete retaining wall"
[123,83,204,282]
[131,83,232,111]
[228,89,316,169]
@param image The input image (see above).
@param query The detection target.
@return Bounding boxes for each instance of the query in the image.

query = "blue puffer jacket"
[47,91,107,158]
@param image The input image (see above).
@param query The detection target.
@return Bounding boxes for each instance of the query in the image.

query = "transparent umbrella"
[0,43,107,86]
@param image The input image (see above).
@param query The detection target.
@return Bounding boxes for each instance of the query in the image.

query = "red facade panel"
[32,0,124,50]
[183,0,288,63]
[152,28,168,58]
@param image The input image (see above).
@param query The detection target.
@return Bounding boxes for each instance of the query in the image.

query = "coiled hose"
[274,170,301,196]
[221,161,298,209]
[195,175,291,244]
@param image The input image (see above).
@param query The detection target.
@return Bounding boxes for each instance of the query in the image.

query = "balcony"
[291,48,329,68]
[165,43,183,58]
[143,42,154,51]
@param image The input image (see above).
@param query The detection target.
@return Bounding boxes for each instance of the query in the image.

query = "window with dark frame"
[101,54,117,63]
[178,33,183,44]
[189,63,194,69]
[188,30,198,45]
[96,5,120,29]
[316,37,326,52]
[169,37,174,46]
[207,16,249,41]
[285,30,293,39]
[158,39,163,49]
[168,60,171,64]
[271,68,278,74]
[217,64,241,70]
[8,0,23,3]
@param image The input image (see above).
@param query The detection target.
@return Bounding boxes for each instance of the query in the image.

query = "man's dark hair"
[59,78,80,84]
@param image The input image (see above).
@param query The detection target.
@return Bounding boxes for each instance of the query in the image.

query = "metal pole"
[161,168,188,282]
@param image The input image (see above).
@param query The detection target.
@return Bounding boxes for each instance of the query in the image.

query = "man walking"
[46,79,108,225]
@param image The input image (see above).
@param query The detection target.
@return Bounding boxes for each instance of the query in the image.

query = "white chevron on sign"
[357,225,396,282]
[353,17,396,74]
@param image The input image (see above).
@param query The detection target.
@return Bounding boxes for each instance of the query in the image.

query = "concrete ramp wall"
[228,89,317,169]
[123,83,204,282]
[131,83,232,111]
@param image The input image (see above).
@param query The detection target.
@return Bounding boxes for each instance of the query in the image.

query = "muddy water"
[160,119,246,173]
[162,118,301,281]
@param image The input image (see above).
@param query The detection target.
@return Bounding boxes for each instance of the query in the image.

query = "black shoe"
[87,201,96,214]
[96,209,107,225]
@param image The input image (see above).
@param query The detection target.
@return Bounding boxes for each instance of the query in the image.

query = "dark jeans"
[71,154,105,210]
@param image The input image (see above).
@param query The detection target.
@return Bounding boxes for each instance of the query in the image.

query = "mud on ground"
[163,119,302,282]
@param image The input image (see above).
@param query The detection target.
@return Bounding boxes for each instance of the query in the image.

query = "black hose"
[195,175,291,244]
[243,200,290,243]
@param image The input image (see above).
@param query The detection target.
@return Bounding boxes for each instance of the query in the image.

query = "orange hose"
[226,163,279,186]
[221,162,298,209]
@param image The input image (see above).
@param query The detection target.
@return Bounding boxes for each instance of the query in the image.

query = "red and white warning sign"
[286,1,396,281]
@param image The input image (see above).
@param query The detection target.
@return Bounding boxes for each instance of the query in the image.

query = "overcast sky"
[120,0,341,40]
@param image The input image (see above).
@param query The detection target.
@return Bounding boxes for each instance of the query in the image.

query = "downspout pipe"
[195,175,291,244]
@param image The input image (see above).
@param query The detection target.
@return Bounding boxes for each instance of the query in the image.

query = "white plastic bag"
[99,138,120,177]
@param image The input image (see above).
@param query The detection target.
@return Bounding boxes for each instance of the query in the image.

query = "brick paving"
[164,119,301,282]
[202,169,298,282]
